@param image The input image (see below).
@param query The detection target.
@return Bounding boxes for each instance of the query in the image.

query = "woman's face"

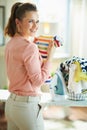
[16,11,39,38]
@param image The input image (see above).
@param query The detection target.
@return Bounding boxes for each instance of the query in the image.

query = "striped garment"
[34,35,62,59]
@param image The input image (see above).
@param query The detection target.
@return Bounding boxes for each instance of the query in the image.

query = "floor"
[43,106,87,130]
[0,118,87,130]
[44,119,87,130]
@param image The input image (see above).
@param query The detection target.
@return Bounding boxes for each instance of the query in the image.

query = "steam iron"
[50,69,67,100]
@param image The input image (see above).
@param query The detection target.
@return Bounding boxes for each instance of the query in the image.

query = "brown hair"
[4,2,37,37]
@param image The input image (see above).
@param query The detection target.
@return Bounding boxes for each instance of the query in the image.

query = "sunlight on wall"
[43,23,50,35]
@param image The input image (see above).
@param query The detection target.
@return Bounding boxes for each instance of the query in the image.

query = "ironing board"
[0,89,87,107]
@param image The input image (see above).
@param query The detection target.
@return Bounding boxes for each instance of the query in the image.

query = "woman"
[4,2,55,130]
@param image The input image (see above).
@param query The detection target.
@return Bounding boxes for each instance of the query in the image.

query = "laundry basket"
[67,64,87,101]
[67,90,87,101]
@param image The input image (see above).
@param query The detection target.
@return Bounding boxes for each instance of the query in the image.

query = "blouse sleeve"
[23,43,51,87]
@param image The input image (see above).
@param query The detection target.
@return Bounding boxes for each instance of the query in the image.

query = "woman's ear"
[15,18,20,25]
[15,18,21,32]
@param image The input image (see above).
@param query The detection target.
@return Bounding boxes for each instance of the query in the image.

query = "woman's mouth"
[30,29,36,33]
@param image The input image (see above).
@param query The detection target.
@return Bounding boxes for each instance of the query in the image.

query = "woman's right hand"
[47,40,56,61]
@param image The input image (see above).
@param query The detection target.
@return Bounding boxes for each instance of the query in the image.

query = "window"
[0,6,5,46]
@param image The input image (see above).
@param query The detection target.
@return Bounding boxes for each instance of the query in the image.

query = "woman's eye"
[28,20,33,23]
[36,20,39,24]
[28,20,39,24]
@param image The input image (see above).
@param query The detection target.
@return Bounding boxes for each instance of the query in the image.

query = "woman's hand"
[47,40,56,61]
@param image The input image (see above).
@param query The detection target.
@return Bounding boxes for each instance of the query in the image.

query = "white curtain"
[69,0,87,58]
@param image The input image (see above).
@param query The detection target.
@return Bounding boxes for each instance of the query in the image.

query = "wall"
[0,47,7,89]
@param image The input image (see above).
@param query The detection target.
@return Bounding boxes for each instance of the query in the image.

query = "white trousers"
[5,93,44,130]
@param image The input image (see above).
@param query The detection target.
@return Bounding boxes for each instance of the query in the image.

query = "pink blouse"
[5,36,51,96]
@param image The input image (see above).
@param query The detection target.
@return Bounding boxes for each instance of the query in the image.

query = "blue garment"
[65,56,87,73]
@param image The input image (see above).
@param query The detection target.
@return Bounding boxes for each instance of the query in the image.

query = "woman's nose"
[33,22,38,28]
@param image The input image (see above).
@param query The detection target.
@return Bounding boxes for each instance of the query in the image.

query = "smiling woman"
[4,2,55,130]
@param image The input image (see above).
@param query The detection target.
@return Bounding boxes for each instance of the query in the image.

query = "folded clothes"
[59,57,87,100]
[34,35,62,59]
[65,56,87,73]
[60,56,87,86]
[74,62,87,82]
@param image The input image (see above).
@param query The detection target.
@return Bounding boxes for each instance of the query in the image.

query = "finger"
[49,40,54,47]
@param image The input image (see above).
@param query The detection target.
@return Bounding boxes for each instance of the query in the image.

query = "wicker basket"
[67,90,87,101]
